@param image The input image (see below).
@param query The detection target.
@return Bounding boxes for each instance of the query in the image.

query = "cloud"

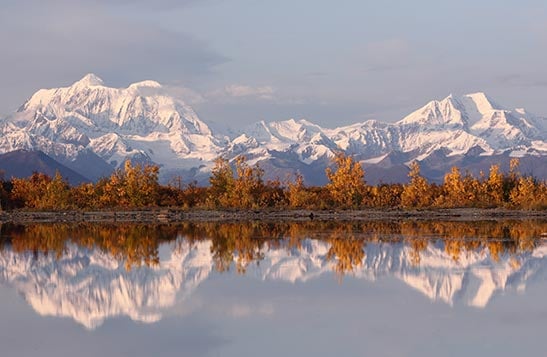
[0,0,226,114]
[207,84,277,102]
[162,85,207,104]
[136,82,277,106]
[221,85,275,99]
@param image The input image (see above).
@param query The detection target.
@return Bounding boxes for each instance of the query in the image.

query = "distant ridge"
[0,150,89,185]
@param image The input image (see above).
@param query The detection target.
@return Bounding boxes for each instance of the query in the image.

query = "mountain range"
[1,238,545,329]
[0,74,545,184]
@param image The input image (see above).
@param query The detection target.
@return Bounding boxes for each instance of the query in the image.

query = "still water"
[0,220,546,357]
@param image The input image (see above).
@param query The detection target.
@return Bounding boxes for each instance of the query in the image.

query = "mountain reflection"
[0,220,545,329]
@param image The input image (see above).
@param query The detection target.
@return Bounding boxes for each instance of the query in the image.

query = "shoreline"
[1,208,546,224]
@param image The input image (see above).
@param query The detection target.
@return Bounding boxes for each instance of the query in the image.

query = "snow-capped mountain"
[223,93,546,183]
[0,74,223,180]
[0,74,545,183]
[396,92,546,158]
[1,238,545,329]
[226,119,338,165]
[229,93,546,167]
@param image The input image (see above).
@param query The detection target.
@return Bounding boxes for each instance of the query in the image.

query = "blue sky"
[1,0,546,128]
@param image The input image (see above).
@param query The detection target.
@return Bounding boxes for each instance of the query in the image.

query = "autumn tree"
[0,171,8,210]
[42,171,72,209]
[11,173,50,208]
[259,178,286,207]
[401,161,434,209]
[179,181,208,208]
[286,173,317,208]
[505,158,521,201]
[11,171,72,210]
[233,156,266,208]
[99,161,160,208]
[367,184,403,208]
[207,157,235,208]
[325,152,367,208]
[510,176,547,209]
[460,171,482,207]
[160,176,208,208]
[124,161,160,207]
[72,182,100,209]
[483,164,504,207]
[437,166,467,207]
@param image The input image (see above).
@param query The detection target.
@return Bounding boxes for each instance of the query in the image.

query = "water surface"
[0,220,546,356]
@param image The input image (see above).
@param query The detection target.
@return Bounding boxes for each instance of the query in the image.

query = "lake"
[0,220,546,357]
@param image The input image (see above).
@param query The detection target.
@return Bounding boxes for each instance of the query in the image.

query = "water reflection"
[0,220,545,329]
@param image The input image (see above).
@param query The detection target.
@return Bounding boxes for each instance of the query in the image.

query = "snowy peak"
[223,92,546,182]
[398,94,466,127]
[18,75,197,134]
[230,118,338,165]
[72,73,105,88]
[241,118,324,144]
[382,92,545,156]
[399,92,504,128]
[462,92,500,114]
[128,80,163,90]
[3,75,221,176]
[270,118,324,141]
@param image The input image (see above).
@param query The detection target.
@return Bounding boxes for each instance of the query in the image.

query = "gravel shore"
[1,208,546,224]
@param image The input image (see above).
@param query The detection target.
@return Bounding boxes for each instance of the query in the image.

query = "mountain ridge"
[0,149,89,184]
[0,74,545,184]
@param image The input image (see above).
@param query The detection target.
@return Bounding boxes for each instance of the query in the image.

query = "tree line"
[0,154,546,210]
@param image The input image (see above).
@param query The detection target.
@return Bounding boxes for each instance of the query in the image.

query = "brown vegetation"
[1,155,546,211]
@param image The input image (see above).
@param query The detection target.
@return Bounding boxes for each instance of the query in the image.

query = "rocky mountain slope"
[0,149,88,184]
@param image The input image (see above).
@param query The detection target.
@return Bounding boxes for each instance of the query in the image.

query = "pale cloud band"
[211,85,276,101]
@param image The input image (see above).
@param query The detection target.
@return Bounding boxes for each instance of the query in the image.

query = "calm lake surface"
[0,220,546,357]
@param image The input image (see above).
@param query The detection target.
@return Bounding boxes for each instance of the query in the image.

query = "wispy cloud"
[161,85,207,104]
[219,85,275,99]
[207,84,277,102]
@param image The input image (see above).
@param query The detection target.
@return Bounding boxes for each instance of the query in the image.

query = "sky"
[1,0,547,129]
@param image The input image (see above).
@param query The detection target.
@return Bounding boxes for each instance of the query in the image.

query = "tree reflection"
[325,224,365,277]
[3,224,177,270]
[0,220,545,275]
